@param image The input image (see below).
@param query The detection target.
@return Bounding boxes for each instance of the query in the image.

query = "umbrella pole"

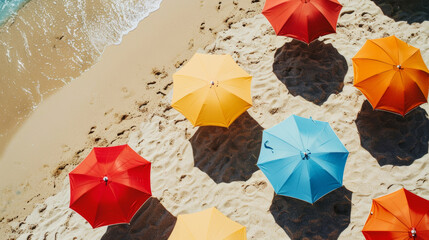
[103,176,108,186]
[411,228,416,239]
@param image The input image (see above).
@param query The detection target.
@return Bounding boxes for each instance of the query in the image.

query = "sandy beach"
[1,0,428,239]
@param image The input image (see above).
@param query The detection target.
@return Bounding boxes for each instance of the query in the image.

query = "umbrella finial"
[103,176,108,185]
[210,81,215,88]
[396,65,402,69]
[301,150,311,160]
[411,228,416,237]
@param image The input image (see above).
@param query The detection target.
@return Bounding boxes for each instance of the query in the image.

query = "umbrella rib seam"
[258,154,301,166]
[401,50,429,72]
[404,69,429,100]
[171,82,207,106]
[110,180,151,196]
[212,87,229,126]
[309,156,343,184]
[398,70,407,114]
[108,160,150,179]
[264,131,302,152]
[306,123,329,151]
[374,201,412,230]
[91,186,105,227]
[277,3,304,39]
[276,161,304,195]
[104,147,128,176]
[308,1,336,33]
[174,85,209,125]
[70,184,101,208]
[415,209,429,230]
[107,183,129,222]
[372,71,399,109]
[353,69,393,87]
[369,40,397,64]
[219,83,253,106]
[352,57,395,67]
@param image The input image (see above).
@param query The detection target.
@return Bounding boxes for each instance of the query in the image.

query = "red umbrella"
[262,0,343,44]
[69,144,151,228]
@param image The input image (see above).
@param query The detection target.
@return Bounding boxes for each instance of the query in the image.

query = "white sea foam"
[63,0,163,56]
[0,0,29,25]
[0,0,163,136]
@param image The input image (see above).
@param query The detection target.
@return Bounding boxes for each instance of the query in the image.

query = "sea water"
[0,0,29,25]
[0,0,163,151]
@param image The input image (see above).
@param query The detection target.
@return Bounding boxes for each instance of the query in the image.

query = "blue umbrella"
[257,115,349,204]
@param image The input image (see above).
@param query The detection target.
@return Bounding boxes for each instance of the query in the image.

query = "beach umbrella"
[262,0,342,44]
[257,115,348,204]
[168,207,246,240]
[69,144,152,228]
[362,188,429,240]
[352,35,429,116]
[171,53,252,128]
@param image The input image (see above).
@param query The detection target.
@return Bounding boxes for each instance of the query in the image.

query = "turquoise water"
[0,0,29,25]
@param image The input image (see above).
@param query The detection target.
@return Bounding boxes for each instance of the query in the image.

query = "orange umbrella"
[352,36,429,116]
[262,0,343,44]
[362,188,429,240]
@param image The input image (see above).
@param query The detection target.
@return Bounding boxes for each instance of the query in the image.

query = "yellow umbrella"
[168,207,247,240]
[171,53,252,128]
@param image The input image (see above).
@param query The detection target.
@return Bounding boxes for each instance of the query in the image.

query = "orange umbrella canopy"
[262,0,343,44]
[362,188,429,240]
[352,36,429,116]
[171,53,252,128]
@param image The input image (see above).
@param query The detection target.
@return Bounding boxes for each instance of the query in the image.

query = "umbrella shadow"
[189,112,262,184]
[270,186,352,240]
[100,198,176,240]
[355,101,429,166]
[273,40,348,106]
[370,0,428,24]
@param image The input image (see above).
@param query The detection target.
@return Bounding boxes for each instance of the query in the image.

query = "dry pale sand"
[2,0,429,239]
[0,0,265,238]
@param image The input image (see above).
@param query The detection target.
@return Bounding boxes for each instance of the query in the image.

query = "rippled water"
[0,0,163,151]
[0,0,29,25]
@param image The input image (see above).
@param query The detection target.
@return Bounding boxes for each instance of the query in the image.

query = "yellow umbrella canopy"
[168,207,247,240]
[171,53,252,128]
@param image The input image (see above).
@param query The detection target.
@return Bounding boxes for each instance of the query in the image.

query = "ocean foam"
[0,0,29,26]
[0,0,163,140]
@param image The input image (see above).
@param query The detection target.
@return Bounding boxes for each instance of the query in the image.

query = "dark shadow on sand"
[273,40,348,105]
[355,101,429,166]
[270,186,352,240]
[190,112,262,184]
[370,0,429,24]
[100,198,176,240]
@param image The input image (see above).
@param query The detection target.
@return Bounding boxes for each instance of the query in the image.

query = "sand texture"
[3,0,429,239]
[0,0,265,237]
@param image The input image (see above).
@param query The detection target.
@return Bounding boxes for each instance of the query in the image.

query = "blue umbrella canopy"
[257,115,349,204]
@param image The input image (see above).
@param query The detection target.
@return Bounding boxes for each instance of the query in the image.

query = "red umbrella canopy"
[69,144,152,228]
[362,188,429,240]
[262,0,343,44]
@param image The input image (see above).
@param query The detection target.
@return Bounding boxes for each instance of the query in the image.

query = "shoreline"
[2,0,429,239]
[0,0,163,157]
[0,0,265,238]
